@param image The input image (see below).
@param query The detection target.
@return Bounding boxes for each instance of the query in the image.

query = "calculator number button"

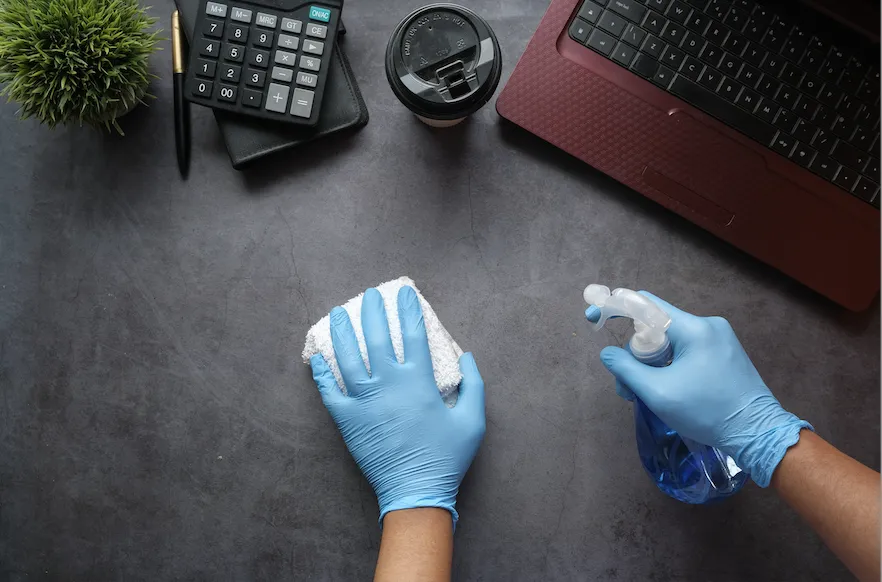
[265,83,290,113]
[221,64,241,83]
[198,39,221,58]
[256,12,277,28]
[271,66,294,82]
[254,31,274,48]
[303,40,323,55]
[290,88,315,118]
[202,18,224,38]
[299,55,321,72]
[281,18,302,33]
[243,89,263,108]
[307,23,327,39]
[196,59,217,78]
[206,1,227,17]
[278,34,299,50]
[296,71,317,87]
[217,84,238,103]
[227,24,248,43]
[192,80,214,98]
[247,48,269,69]
[230,7,252,23]
[247,69,267,87]
[224,44,244,62]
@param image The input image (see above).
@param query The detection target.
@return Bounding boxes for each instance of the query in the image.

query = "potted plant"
[0,0,161,133]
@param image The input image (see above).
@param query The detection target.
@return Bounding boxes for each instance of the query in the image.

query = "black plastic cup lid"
[385,4,502,121]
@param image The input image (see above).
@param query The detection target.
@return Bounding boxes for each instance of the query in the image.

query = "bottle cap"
[583,285,672,360]
[385,4,502,123]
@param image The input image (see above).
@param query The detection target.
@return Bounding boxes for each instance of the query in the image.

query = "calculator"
[185,0,344,127]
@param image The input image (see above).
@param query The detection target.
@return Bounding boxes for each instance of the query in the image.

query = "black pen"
[172,10,191,178]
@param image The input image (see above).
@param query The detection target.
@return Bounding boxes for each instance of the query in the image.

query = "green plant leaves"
[0,0,161,133]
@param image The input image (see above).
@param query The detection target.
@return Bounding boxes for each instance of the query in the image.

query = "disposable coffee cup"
[385,4,502,127]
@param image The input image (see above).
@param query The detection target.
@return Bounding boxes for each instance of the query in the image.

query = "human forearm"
[772,430,880,582]
[375,508,453,582]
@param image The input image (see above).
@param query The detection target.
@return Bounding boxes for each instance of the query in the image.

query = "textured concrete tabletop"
[1,0,879,580]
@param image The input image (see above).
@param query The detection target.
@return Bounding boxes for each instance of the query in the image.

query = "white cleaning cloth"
[302,276,464,396]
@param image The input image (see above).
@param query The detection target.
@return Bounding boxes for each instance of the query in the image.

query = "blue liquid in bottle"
[632,346,748,504]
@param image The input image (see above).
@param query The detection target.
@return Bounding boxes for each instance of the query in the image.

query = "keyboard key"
[598,11,628,36]
[578,1,604,22]
[818,60,839,83]
[248,48,270,69]
[202,18,225,38]
[793,118,817,143]
[827,47,848,69]
[771,133,795,156]
[641,35,666,58]
[812,129,836,156]
[756,75,780,98]
[706,0,727,19]
[220,64,241,83]
[857,77,879,104]
[794,98,818,121]
[661,45,685,69]
[681,56,704,80]
[224,44,244,62]
[735,86,760,110]
[852,177,879,202]
[705,21,728,46]
[699,43,723,67]
[750,5,774,27]
[254,30,274,48]
[790,142,816,167]
[723,6,749,30]
[631,52,660,78]
[799,48,825,74]
[196,58,217,78]
[586,27,616,55]
[681,31,704,56]
[774,109,798,133]
[653,64,676,87]
[644,9,669,33]
[722,33,747,55]
[660,21,684,43]
[833,165,859,191]
[609,0,647,22]
[246,69,267,87]
[736,63,760,87]
[685,10,709,33]
[778,62,804,87]
[833,140,870,170]
[198,39,222,58]
[832,115,857,140]
[761,28,785,53]
[816,85,842,108]
[612,42,638,66]
[809,155,838,181]
[216,83,237,103]
[242,88,263,108]
[191,79,214,98]
[665,0,691,23]
[838,95,863,120]
[697,66,722,90]
[718,53,741,76]
[265,82,290,113]
[851,125,876,152]
[227,23,249,43]
[755,99,778,123]
[864,157,880,180]
[743,18,765,42]
[811,108,834,130]
[760,55,784,76]
[646,0,671,11]
[776,86,800,110]
[743,44,766,67]
[798,75,822,99]
[621,23,646,47]
[781,37,806,63]
[569,19,591,43]
[718,77,741,102]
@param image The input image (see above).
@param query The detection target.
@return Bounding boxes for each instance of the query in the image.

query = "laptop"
[497,0,880,311]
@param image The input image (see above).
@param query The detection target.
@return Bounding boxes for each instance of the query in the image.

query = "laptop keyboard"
[568,0,881,207]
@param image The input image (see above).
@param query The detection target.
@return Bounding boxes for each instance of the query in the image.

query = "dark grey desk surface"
[1,0,879,579]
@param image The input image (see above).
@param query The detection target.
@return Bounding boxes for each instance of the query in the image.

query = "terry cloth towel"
[302,276,464,396]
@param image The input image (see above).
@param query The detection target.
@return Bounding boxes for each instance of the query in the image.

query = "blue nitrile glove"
[310,286,486,525]
[586,292,812,488]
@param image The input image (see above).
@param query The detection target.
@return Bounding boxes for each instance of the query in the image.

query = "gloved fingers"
[361,288,398,374]
[330,306,370,393]
[310,354,348,408]
[397,286,432,368]
[599,346,660,403]
[452,353,486,424]
[585,306,624,325]
[615,379,636,401]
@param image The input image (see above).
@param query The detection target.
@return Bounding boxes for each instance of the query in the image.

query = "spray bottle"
[584,284,748,504]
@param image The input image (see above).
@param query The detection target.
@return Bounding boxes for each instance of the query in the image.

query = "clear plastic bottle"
[584,285,749,504]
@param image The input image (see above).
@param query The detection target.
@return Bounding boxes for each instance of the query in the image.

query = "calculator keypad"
[185,0,342,126]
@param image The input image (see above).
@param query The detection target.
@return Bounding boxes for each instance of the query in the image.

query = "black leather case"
[176,0,369,170]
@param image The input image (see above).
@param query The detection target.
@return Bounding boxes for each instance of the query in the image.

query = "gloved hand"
[587,292,812,488]
[310,286,486,525]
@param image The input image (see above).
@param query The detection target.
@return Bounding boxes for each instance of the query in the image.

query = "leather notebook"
[176,0,369,170]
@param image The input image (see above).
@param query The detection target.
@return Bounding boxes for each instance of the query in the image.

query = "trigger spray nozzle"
[584,284,672,362]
